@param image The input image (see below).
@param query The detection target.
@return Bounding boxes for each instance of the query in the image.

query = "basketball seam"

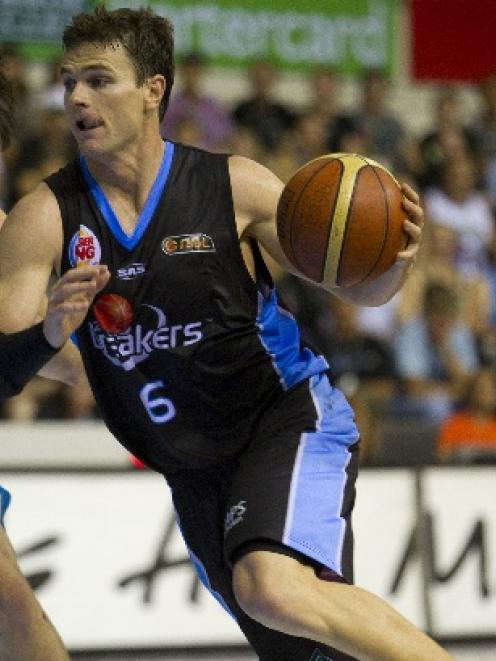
[321,160,344,283]
[289,160,334,276]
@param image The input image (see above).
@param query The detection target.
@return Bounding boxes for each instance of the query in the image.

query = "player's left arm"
[230,156,424,306]
[229,155,298,275]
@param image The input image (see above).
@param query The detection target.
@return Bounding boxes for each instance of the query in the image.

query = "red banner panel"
[411,0,496,82]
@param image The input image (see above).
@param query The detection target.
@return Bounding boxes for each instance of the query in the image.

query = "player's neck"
[83,133,166,206]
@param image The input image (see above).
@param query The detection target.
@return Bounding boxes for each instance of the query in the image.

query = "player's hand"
[43,264,110,348]
[397,183,424,266]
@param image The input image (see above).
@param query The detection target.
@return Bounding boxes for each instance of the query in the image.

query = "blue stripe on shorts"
[282,373,359,575]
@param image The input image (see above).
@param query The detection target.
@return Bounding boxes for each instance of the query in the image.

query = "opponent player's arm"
[230,156,423,306]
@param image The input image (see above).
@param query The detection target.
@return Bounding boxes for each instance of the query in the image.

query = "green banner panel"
[0,0,397,73]
[101,0,397,73]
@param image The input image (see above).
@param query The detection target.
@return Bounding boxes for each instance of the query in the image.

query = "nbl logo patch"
[162,233,215,256]
[69,225,102,266]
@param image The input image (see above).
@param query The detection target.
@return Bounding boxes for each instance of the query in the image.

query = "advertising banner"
[0,0,397,73]
[411,0,496,81]
[3,467,494,650]
[423,468,496,637]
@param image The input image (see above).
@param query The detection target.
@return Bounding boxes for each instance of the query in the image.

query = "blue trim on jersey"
[0,486,11,525]
[283,374,359,574]
[79,141,175,251]
[256,289,329,390]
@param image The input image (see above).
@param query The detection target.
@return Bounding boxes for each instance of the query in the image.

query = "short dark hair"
[0,61,15,150]
[63,6,175,121]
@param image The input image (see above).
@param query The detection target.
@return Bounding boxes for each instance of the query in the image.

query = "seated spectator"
[419,87,478,189]
[424,155,494,277]
[232,59,295,150]
[437,367,496,464]
[314,295,396,464]
[161,51,233,151]
[304,66,340,127]
[291,109,331,166]
[9,102,76,205]
[397,223,491,339]
[469,72,496,169]
[331,68,416,175]
[394,283,479,423]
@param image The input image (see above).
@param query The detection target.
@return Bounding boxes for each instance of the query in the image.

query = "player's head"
[0,61,15,152]
[62,6,175,121]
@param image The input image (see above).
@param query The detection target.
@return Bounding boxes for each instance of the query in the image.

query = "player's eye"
[89,77,111,88]
[62,78,76,93]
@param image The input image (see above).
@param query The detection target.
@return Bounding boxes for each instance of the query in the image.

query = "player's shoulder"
[228,155,283,218]
[10,181,60,217]
[6,182,62,236]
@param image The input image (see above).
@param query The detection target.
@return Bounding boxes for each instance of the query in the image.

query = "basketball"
[93,293,133,334]
[276,153,408,288]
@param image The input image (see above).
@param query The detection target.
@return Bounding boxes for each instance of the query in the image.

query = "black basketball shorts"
[169,373,360,661]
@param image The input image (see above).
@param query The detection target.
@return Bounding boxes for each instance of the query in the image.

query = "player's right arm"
[0,184,108,394]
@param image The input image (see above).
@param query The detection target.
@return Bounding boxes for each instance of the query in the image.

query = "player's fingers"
[401,198,424,229]
[402,218,422,243]
[46,301,90,319]
[50,280,97,303]
[400,182,420,206]
[397,246,418,262]
[95,267,111,292]
[53,264,108,290]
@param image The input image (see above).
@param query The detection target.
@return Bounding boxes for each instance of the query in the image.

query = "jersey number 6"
[139,380,176,424]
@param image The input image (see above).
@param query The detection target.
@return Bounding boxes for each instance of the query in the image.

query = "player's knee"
[232,551,299,628]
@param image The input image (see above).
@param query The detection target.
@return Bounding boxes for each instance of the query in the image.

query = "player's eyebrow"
[60,64,115,76]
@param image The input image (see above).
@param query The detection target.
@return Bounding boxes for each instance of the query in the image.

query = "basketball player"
[0,62,108,661]
[0,7,452,660]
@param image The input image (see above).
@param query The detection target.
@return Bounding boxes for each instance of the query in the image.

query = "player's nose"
[68,81,91,107]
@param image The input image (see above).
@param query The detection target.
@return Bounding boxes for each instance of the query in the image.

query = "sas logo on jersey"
[68,225,102,266]
[162,233,215,256]
[90,295,203,371]
[117,263,146,280]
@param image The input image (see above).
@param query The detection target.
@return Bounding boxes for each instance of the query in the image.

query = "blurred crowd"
[2,44,496,468]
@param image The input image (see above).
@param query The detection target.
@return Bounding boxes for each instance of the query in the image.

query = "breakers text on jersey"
[89,303,203,371]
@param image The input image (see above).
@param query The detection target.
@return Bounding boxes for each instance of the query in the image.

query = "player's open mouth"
[76,119,104,131]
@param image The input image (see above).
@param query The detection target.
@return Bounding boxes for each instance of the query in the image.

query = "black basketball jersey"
[45,142,329,473]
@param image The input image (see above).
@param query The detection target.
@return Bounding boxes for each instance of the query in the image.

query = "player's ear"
[144,75,165,115]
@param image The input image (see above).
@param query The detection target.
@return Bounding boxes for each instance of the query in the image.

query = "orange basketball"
[276,153,408,288]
